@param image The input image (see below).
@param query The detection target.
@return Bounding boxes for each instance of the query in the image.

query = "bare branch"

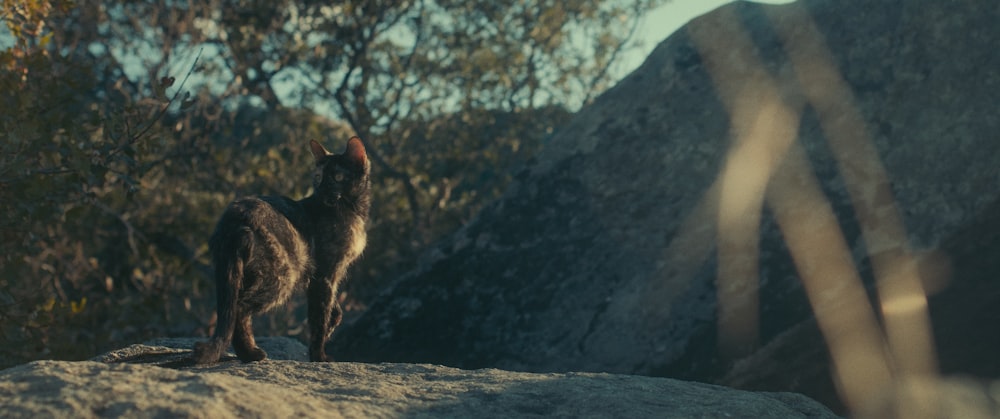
[581,2,645,105]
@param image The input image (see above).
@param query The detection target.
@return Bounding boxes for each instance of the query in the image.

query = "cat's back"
[210,195,313,311]
[211,195,311,255]
[216,195,303,226]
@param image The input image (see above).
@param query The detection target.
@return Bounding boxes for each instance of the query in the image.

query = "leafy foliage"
[0,0,662,368]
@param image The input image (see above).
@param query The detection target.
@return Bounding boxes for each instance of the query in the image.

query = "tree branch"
[581,1,645,105]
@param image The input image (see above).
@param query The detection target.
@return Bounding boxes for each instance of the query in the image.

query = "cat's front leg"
[307,278,335,361]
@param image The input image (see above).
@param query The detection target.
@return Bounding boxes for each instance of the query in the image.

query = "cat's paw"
[309,348,330,362]
[236,346,268,363]
[191,341,222,365]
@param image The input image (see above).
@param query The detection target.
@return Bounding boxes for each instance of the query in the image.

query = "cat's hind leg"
[191,301,237,365]
[192,248,245,364]
[232,314,267,362]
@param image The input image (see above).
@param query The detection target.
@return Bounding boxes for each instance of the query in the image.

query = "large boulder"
[331,0,1000,414]
[0,338,839,418]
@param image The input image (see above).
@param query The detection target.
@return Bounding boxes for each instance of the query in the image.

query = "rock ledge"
[0,338,838,418]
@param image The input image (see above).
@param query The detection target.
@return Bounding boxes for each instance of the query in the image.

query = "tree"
[0,0,192,365]
[97,0,658,248]
[0,0,664,367]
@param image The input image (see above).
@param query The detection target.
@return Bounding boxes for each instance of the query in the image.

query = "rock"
[718,194,1000,412]
[329,0,1000,415]
[0,338,839,418]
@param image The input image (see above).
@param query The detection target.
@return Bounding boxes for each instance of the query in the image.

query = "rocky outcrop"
[330,0,1000,414]
[0,338,839,418]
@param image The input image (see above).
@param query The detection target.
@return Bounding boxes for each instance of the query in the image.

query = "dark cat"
[192,137,371,364]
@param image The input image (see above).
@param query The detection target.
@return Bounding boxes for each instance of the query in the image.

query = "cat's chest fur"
[302,203,367,277]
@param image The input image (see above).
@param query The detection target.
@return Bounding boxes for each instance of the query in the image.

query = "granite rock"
[330,0,1000,414]
[0,338,839,418]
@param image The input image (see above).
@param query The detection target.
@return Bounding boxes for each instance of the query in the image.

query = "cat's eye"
[334,173,345,182]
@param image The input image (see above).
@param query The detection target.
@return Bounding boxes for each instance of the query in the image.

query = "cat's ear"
[344,136,369,173]
[309,140,332,163]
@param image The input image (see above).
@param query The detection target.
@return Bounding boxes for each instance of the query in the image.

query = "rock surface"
[330,0,1000,414]
[0,338,839,418]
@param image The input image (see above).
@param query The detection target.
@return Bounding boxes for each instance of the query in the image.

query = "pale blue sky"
[0,0,796,111]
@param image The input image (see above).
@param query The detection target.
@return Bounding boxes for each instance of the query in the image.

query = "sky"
[1,0,794,72]
[1,0,797,109]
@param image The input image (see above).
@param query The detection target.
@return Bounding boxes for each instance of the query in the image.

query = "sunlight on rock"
[687,6,805,359]
[767,4,940,412]
[685,2,946,415]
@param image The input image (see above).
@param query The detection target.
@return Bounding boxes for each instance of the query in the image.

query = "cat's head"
[309,137,371,209]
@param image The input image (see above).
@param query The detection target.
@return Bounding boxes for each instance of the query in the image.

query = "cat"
[192,136,371,364]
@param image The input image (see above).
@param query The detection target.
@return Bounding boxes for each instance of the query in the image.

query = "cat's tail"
[191,226,251,365]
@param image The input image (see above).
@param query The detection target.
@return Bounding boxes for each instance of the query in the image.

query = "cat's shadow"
[95,337,308,370]
[104,350,240,370]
